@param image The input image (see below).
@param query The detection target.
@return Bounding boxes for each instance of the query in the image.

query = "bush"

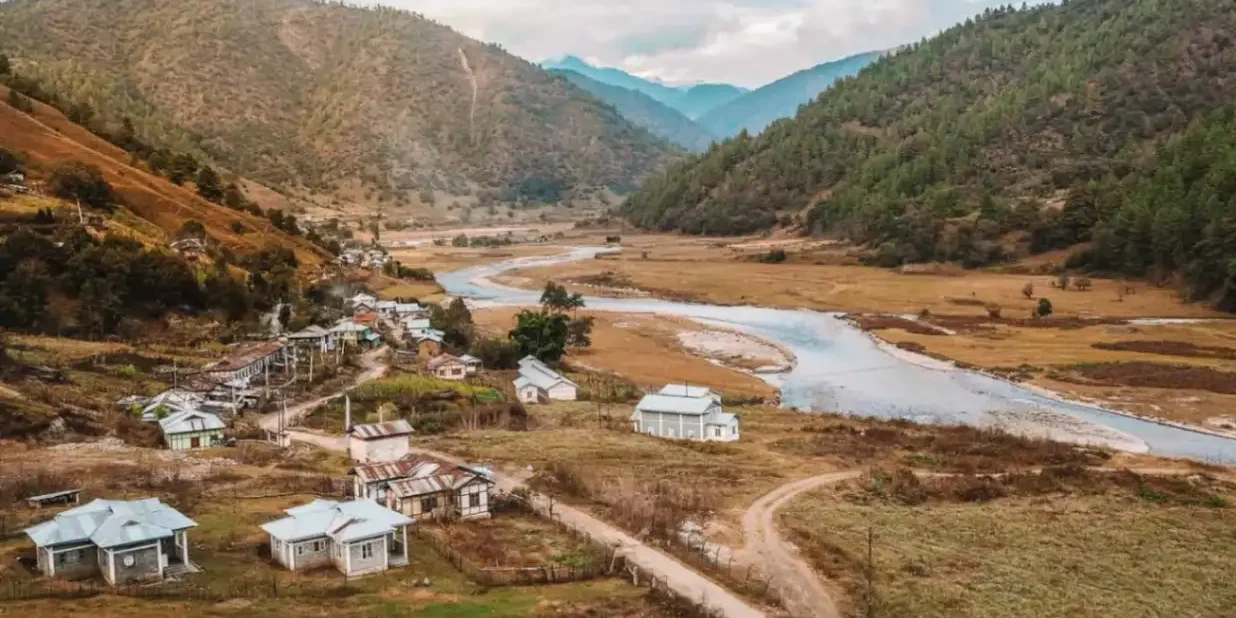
[48,161,114,211]
[759,248,788,263]
[1036,298,1054,317]
[985,303,1003,318]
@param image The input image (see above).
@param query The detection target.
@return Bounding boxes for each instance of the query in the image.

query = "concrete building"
[261,499,412,577]
[347,420,415,463]
[630,384,740,442]
[24,498,197,584]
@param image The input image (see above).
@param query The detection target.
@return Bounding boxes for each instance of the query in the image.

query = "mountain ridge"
[550,69,717,152]
[698,51,883,138]
[621,0,1236,308]
[541,55,746,119]
[0,0,679,208]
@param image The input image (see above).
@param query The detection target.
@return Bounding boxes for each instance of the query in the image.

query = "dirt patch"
[1092,340,1236,360]
[851,315,944,336]
[427,506,603,568]
[1052,361,1236,395]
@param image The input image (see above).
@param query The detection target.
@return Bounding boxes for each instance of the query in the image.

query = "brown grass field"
[780,474,1236,618]
[493,233,1218,319]
[872,320,1236,432]
[472,308,777,400]
[0,441,676,618]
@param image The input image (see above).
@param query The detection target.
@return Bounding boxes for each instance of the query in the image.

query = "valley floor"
[485,232,1236,437]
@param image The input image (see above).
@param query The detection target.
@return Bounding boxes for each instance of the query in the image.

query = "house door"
[190,437,201,448]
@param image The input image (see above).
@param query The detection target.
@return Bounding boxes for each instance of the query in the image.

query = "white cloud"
[364,0,1052,87]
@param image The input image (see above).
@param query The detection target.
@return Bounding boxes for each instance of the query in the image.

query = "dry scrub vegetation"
[780,468,1236,618]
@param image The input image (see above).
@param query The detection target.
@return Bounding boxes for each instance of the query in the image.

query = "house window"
[312,541,323,552]
[297,544,304,555]
[421,497,438,512]
[714,427,722,437]
[122,554,135,568]
[361,544,374,559]
[462,493,475,509]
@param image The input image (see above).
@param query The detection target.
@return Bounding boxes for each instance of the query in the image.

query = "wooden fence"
[0,574,358,603]
[411,526,616,587]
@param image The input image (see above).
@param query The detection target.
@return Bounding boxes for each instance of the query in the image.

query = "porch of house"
[387,527,409,568]
[159,531,202,578]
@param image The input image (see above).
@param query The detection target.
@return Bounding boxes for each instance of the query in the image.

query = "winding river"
[439,248,1236,463]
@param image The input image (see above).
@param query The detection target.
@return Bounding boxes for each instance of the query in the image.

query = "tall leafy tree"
[196,165,224,202]
[508,310,569,363]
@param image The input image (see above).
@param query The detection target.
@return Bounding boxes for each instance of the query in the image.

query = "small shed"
[159,410,226,450]
[26,489,82,509]
[348,420,415,463]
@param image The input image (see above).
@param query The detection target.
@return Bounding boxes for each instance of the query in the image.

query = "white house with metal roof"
[159,409,226,450]
[23,498,197,584]
[261,499,412,576]
[351,455,495,521]
[631,384,740,442]
[513,356,578,404]
[347,420,415,463]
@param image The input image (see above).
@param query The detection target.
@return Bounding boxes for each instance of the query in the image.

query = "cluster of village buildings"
[334,247,392,270]
[41,280,747,586]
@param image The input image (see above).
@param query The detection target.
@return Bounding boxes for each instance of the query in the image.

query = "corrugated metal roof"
[261,499,412,543]
[427,354,464,370]
[352,461,425,484]
[350,420,415,440]
[207,341,284,373]
[353,455,494,496]
[287,325,329,339]
[159,410,225,435]
[25,499,195,549]
[458,355,481,365]
[417,330,445,343]
[658,384,720,401]
[516,360,577,391]
[332,320,369,333]
[635,393,717,415]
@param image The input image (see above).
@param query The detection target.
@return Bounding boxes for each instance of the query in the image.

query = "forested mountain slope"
[697,51,882,137]
[0,0,677,206]
[623,0,1236,301]
[552,70,717,151]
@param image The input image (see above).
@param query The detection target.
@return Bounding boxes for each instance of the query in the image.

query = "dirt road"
[258,346,389,433]
[272,351,767,618]
[741,472,860,618]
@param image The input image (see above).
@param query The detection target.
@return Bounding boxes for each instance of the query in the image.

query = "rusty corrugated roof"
[350,420,415,440]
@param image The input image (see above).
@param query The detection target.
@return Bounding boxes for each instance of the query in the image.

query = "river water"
[439,248,1236,463]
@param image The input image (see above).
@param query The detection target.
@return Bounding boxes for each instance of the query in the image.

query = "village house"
[169,238,206,261]
[459,354,482,375]
[261,499,412,577]
[159,409,226,450]
[286,325,336,354]
[402,316,432,338]
[375,300,398,317]
[351,455,495,521]
[415,331,444,358]
[332,320,379,348]
[346,292,378,309]
[427,354,467,381]
[630,384,740,442]
[393,303,423,318]
[352,312,381,329]
[204,341,287,388]
[24,498,197,585]
[347,420,415,463]
[513,356,578,404]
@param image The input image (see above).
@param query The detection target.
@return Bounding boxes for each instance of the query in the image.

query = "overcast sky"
[368,0,1053,88]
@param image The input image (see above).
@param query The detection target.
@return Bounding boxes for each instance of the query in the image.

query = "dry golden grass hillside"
[0,83,327,270]
[0,0,678,208]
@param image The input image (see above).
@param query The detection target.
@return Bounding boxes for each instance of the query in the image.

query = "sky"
[368,0,1053,88]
